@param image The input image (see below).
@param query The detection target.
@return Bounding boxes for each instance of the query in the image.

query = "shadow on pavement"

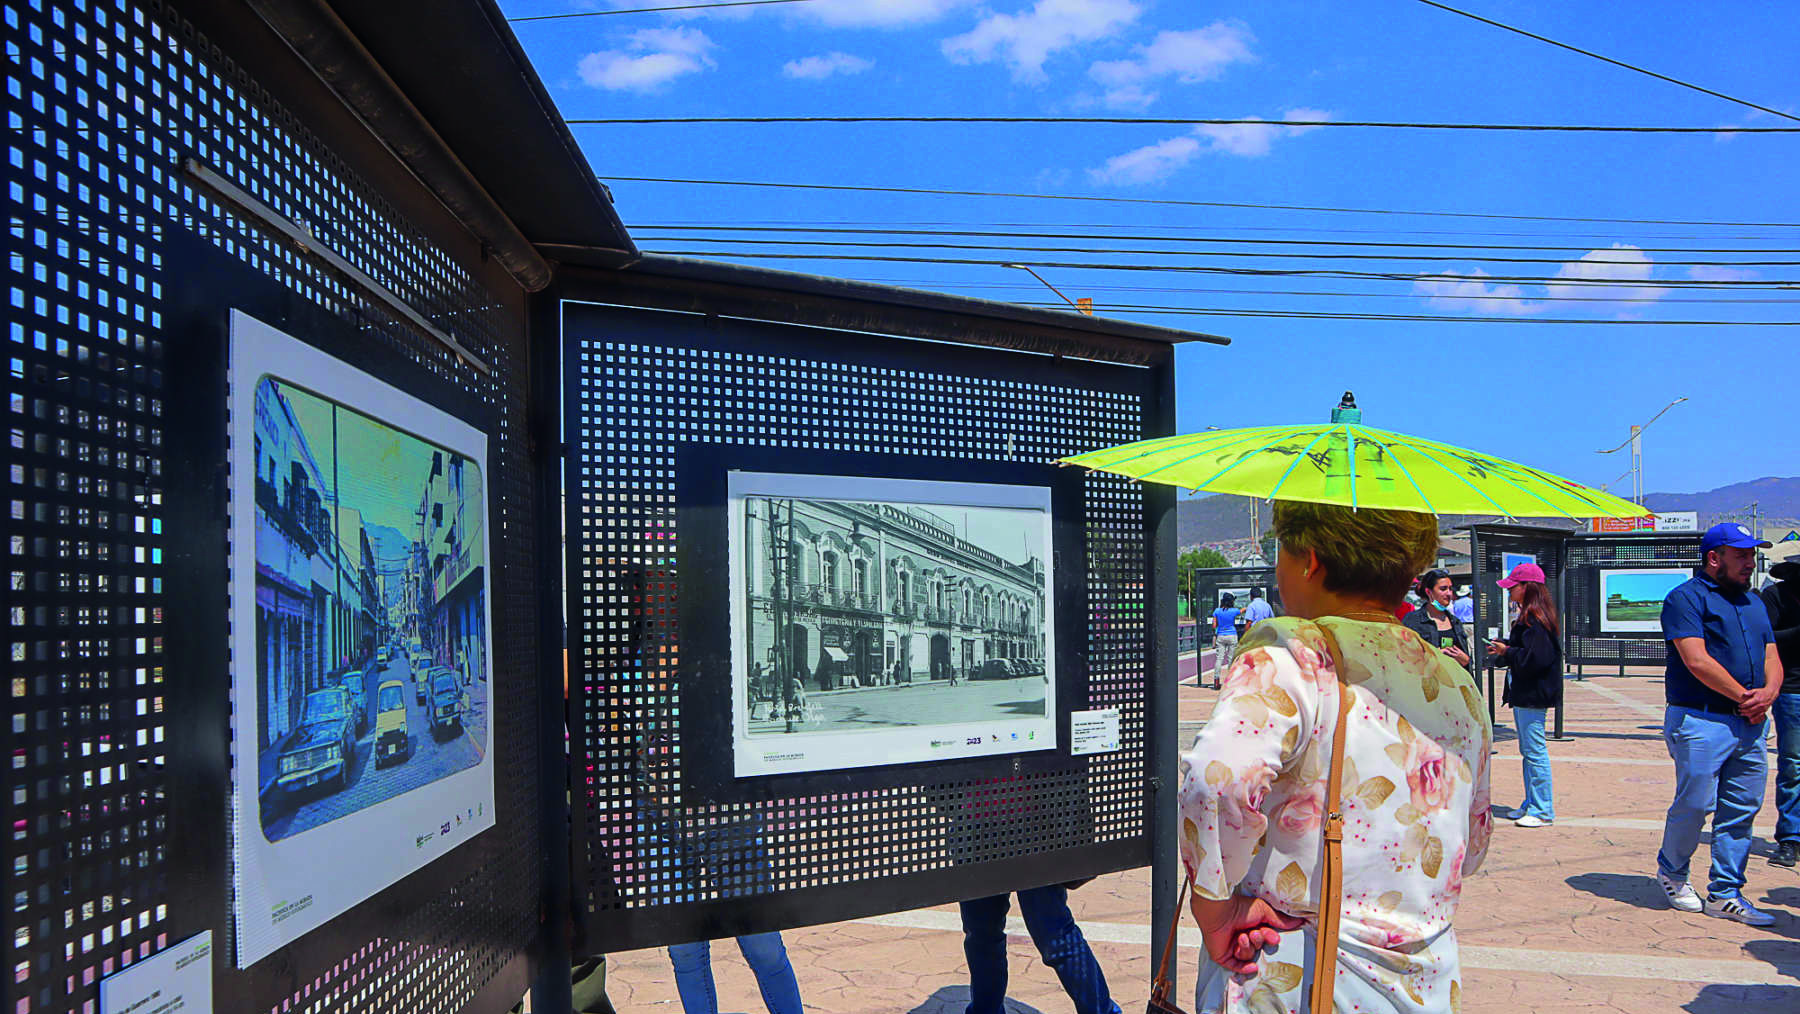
[1565,872,1667,910]
[1682,984,1800,1012]
[1742,938,1800,982]
[907,986,1044,1014]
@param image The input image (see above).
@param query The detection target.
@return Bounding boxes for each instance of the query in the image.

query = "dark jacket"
[1402,606,1469,669]
[1499,616,1562,710]
[1758,567,1800,693]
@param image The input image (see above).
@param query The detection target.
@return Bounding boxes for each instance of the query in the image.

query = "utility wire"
[1416,0,1800,124]
[636,249,1800,287]
[635,235,1800,267]
[644,219,1800,242]
[1008,303,1800,325]
[509,0,812,23]
[638,224,1800,256]
[837,280,1800,305]
[598,176,1800,229]
[571,115,1798,133]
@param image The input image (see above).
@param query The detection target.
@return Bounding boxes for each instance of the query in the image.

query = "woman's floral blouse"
[1179,616,1493,1014]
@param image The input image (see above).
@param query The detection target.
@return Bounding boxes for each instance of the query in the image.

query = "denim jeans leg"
[1657,707,1727,882]
[1214,636,1237,686]
[1514,707,1555,820]
[1772,695,1800,844]
[668,940,719,1014]
[736,932,804,1014]
[1708,717,1771,899]
[1016,885,1121,1014]
[960,895,1012,1014]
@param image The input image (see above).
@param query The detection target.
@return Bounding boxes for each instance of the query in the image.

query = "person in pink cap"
[1485,563,1562,827]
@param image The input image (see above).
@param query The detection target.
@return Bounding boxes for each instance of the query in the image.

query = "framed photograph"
[1216,587,1251,610]
[228,311,496,967]
[1599,568,1690,633]
[728,471,1056,777]
[1499,552,1537,638]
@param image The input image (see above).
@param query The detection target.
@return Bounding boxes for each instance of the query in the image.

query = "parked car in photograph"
[428,669,462,737]
[338,671,368,736]
[413,653,434,703]
[376,646,391,666]
[276,688,354,796]
[975,658,1013,680]
[374,680,409,767]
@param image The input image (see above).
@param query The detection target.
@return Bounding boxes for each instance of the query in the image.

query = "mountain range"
[1178,476,1800,548]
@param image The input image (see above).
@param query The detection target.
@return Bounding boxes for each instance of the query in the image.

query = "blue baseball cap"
[1700,522,1771,552]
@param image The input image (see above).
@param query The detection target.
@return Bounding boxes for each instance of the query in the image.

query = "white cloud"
[783,52,874,79]
[1688,265,1760,282]
[802,0,972,27]
[1546,244,1666,309]
[1087,108,1329,182]
[1412,270,1541,315]
[1088,21,1254,108]
[1087,135,1201,184]
[943,0,1141,83]
[577,27,716,92]
[1280,107,1332,134]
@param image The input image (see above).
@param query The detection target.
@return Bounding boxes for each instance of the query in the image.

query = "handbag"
[1146,621,1352,1014]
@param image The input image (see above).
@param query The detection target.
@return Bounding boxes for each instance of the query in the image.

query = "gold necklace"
[1332,608,1401,625]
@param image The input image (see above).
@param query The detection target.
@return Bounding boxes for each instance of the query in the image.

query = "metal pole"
[1147,350,1180,1000]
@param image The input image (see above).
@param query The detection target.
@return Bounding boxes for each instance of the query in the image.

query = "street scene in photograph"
[252,376,489,841]
[741,495,1049,738]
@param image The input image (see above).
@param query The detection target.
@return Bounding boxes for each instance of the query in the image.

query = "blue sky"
[499,0,1798,494]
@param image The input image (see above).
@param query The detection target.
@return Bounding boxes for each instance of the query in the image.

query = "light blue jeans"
[668,934,802,1014]
[1656,705,1769,899]
[1513,707,1555,821]
[1773,694,1800,844]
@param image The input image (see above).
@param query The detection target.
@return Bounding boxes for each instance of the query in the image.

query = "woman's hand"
[1444,645,1471,667]
[1190,893,1307,976]
[1485,641,1506,658]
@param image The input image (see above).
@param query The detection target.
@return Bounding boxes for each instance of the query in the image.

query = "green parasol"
[1059,418,1645,520]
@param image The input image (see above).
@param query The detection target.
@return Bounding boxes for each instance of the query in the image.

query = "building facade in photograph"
[414,450,486,684]
[745,498,1045,691]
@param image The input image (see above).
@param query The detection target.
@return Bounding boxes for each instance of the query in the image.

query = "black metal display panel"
[1565,534,1703,673]
[563,300,1172,952]
[1189,565,1281,644]
[1468,526,1570,723]
[4,2,548,1011]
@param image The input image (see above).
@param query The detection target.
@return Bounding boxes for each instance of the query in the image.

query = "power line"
[1009,302,1800,326]
[596,176,1800,228]
[835,279,1800,306]
[571,115,1798,132]
[635,235,1800,268]
[643,219,1800,242]
[638,224,1800,256]
[508,0,812,23]
[628,249,1800,287]
[1416,0,1800,124]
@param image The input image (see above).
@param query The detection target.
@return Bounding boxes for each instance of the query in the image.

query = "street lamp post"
[1001,263,1093,315]
[1596,396,1687,508]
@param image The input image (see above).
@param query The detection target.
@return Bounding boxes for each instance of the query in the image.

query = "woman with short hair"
[1404,568,1473,670]
[1178,501,1492,1013]
[1487,563,1563,828]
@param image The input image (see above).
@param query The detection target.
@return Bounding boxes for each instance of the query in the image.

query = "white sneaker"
[1657,872,1703,913]
[1514,814,1551,828]
[1703,893,1777,927]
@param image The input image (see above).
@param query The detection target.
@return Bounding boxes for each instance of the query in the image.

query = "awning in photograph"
[821,647,849,663]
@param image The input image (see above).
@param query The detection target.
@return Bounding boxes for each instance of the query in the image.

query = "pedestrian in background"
[1406,568,1472,671]
[1240,587,1274,634]
[1486,563,1561,827]
[1760,560,1800,868]
[1210,593,1240,690]
[1452,584,1475,625]
[1653,523,1782,926]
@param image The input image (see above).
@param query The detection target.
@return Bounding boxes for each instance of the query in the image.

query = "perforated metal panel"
[563,302,1168,949]
[5,2,544,1011]
[1564,535,1703,671]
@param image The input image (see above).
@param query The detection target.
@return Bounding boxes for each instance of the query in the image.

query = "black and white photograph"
[229,312,496,967]
[728,472,1057,777]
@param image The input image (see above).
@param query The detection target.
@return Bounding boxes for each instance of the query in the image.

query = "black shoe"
[1772,840,1800,868]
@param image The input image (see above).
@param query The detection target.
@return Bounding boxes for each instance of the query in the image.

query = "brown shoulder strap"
[1311,620,1353,1014]
[1149,870,1191,1006]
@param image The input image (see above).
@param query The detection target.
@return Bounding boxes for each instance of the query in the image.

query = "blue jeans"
[1774,694,1800,844]
[960,885,1119,1014]
[1514,707,1555,821]
[668,934,802,1014]
[1657,705,1769,899]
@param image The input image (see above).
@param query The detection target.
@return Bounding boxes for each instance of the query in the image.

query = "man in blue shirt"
[1451,585,1475,625]
[1239,587,1275,633]
[1654,523,1782,926]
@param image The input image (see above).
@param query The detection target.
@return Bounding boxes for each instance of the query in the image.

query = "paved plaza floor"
[587,673,1800,1013]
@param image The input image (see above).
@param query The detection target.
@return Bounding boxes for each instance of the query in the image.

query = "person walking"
[1240,587,1275,633]
[960,884,1119,1014]
[1486,563,1562,828]
[1760,560,1800,867]
[1178,501,1491,1013]
[1210,594,1241,690]
[1654,523,1783,926]
[1404,568,1473,671]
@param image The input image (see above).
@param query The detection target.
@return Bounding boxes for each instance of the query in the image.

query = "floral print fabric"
[1178,617,1492,1014]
